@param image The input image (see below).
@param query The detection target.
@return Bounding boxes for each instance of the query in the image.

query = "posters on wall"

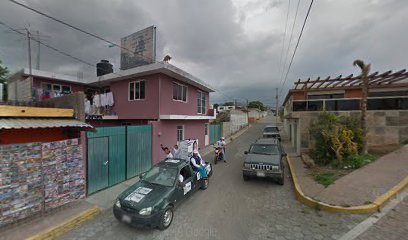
[0,138,85,227]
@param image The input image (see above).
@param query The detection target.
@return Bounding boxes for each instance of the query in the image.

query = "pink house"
[7,63,216,166]
[87,62,216,164]
[7,68,88,101]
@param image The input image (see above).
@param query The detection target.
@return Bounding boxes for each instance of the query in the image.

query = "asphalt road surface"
[59,117,367,240]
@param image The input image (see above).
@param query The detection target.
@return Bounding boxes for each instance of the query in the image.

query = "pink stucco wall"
[159,74,210,116]
[150,120,208,165]
[33,77,87,93]
[111,74,160,120]
[110,73,211,120]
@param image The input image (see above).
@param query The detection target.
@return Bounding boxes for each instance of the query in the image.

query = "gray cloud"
[0,0,407,105]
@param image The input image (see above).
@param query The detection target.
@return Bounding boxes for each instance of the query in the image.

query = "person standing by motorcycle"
[216,137,227,162]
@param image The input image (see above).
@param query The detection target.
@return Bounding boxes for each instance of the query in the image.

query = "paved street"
[59,118,367,240]
[356,196,408,240]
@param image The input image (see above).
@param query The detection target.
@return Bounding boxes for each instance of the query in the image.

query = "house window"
[129,80,145,101]
[197,91,206,114]
[42,83,52,91]
[173,82,187,102]
[41,83,71,94]
[177,126,184,142]
[61,85,72,93]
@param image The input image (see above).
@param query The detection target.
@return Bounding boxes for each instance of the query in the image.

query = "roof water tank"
[96,60,113,77]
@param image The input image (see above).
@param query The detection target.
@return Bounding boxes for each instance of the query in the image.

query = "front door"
[205,123,209,146]
[87,137,109,194]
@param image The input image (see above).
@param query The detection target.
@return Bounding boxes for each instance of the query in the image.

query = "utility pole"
[275,88,279,124]
[26,27,33,101]
[36,30,40,70]
[246,98,249,126]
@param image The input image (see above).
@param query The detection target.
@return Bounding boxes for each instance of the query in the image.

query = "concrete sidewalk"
[283,139,408,207]
[0,124,252,240]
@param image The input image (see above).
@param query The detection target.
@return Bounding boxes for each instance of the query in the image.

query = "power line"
[7,0,154,63]
[280,0,314,95]
[0,20,124,79]
[277,0,291,87]
[279,0,301,88]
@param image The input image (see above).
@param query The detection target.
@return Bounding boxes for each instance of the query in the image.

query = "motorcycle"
[214,146,224,164]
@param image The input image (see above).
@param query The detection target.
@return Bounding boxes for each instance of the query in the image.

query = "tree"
[224,102,235,106]
[353,59,371,154]
[0,60,9,101]
[310,112,361,167]
[247,101,266,111]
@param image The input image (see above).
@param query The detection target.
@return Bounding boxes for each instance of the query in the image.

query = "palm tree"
[353,59,371,154]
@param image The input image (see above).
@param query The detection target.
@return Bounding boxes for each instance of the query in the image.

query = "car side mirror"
[140,172,146,179]
[244,151,248,155]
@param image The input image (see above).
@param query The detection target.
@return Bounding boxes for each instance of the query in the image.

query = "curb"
[26,207,101,240]
[287,156,408,214]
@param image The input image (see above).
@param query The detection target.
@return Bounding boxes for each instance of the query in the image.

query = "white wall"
[8,77,31,101]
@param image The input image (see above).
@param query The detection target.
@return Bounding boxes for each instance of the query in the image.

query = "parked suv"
[262,125,281,140]
[242,138,286,185]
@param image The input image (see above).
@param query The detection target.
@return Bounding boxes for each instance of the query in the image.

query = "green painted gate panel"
[127,125,152,179]
[87,126,126,193]
[106,127,126,186]
[210,124,221,144]
[87,137,109,194]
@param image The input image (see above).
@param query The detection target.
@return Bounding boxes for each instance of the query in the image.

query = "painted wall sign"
[120,26,156,70]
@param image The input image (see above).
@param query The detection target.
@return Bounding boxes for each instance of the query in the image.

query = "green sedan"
[113,158,212,230]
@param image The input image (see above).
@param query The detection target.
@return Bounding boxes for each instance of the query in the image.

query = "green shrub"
[309,112,362,167]
[314,172,335,187]
[344,154,377,169]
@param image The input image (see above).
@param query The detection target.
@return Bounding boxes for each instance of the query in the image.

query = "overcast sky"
[0,0,407,105]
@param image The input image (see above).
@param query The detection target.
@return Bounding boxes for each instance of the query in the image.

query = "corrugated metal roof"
[0,118,93,130]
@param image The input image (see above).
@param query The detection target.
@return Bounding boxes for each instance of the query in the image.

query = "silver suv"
[262,125,281,140]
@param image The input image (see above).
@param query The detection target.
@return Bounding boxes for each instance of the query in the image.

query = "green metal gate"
[87,126,126,194]
[127,125,152,178]
[87,125,152,194]
[210,124,221,144]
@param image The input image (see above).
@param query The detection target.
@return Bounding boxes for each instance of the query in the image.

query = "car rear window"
[264,127,279,132]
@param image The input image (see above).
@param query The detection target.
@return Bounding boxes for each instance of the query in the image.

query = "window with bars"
[173,82,187,102]
[197,91,206,114]
[177,125,184,142]
[129,80,145,101]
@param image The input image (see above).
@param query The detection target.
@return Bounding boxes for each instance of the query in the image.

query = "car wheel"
[159,206,173,230]
[277,176,284,185]
[243,174,250,181]
[201,178,209,190]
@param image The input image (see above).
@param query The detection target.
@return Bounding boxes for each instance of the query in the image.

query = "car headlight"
[115,200,121,208]
[244,163,251,168]
[139,207,152,215]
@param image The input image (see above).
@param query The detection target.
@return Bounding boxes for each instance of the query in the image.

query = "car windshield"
[141,166,178,187]
[264,127,279,133]
[249,144,279,155]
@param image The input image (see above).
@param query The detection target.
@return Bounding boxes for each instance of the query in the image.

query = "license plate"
[122,214,131,223]
[256,172,266,177]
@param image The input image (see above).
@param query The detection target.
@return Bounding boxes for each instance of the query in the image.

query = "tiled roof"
[0,118,93,130]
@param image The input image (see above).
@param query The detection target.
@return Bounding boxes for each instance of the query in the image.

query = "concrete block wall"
[287,110,408,154]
